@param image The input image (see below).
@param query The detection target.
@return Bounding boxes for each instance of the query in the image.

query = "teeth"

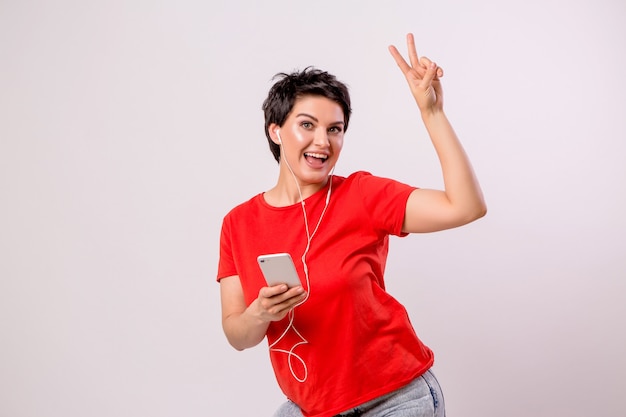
[304,152,328,160]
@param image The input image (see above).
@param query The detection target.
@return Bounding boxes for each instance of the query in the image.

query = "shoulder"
[345,170,374,181]
[332,171,415,206]
[332,171,417,235]
[222,193,264,222]
[339,171,414,192]
[334,170,374,187]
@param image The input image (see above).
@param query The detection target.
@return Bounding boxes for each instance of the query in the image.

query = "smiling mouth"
[303,152,328,168]
[304,152,328,161]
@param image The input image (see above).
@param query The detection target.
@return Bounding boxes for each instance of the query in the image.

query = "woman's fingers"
[388,44,411,74]
[389,34,443,80]
[258,285,306,317]
[421,62,439,90]
[388,33,445,112]
[419,56,443,78]
[406,33,421,69]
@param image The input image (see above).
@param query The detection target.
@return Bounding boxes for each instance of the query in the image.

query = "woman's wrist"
[420,108,447,125]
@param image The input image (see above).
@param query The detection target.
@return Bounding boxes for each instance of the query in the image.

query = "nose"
[313,128,330,147]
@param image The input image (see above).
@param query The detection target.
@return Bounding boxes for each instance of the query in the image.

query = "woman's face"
[275,95,345,187]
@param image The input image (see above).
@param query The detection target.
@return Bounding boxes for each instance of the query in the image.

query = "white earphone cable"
[268,130,334,382]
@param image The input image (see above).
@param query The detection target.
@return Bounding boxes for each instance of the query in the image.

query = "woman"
[217,33,486,417]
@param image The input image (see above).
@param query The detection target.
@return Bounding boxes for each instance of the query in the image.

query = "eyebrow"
[296,113,345,126]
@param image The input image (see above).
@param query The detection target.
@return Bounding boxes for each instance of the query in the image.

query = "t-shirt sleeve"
[355,171,417,236]
[216,214,237,282]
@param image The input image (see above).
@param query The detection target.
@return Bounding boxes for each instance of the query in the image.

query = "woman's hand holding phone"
[252,283,307,323]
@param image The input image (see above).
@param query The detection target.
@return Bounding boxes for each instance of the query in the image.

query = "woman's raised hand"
[388,33,444,115]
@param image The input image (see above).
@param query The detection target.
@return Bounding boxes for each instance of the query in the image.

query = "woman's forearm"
[222,299,271,351]
[422,110,486,221]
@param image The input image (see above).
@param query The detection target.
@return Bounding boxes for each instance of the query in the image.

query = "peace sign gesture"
[388,33,444,115]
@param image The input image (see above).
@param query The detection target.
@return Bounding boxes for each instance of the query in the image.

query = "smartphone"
[257,253,302,288]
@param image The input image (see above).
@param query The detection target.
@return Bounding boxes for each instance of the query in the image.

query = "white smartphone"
[257,253,302,288]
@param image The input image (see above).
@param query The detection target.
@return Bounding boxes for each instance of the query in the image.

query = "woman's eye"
[301,122,313,129]
[329,126,343,134]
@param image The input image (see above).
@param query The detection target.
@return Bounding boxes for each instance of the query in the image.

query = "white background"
[1,1,625,416]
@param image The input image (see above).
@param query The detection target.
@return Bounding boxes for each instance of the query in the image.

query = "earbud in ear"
[275,129,282,144]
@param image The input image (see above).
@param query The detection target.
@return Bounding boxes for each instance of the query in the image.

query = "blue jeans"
[273,369,445,417]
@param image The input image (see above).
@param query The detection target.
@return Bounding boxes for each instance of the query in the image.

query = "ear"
[268,123,281,145]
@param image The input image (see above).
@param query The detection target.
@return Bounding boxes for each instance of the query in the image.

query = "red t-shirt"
[217,171,434,417]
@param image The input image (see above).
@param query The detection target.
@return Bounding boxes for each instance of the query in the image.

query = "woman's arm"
[389,33,486,233]
[220,275,306,350]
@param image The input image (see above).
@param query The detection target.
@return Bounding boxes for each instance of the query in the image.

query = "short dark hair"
[261,67,352,163]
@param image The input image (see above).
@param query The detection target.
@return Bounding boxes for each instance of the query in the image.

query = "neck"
[265,175,330,207]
